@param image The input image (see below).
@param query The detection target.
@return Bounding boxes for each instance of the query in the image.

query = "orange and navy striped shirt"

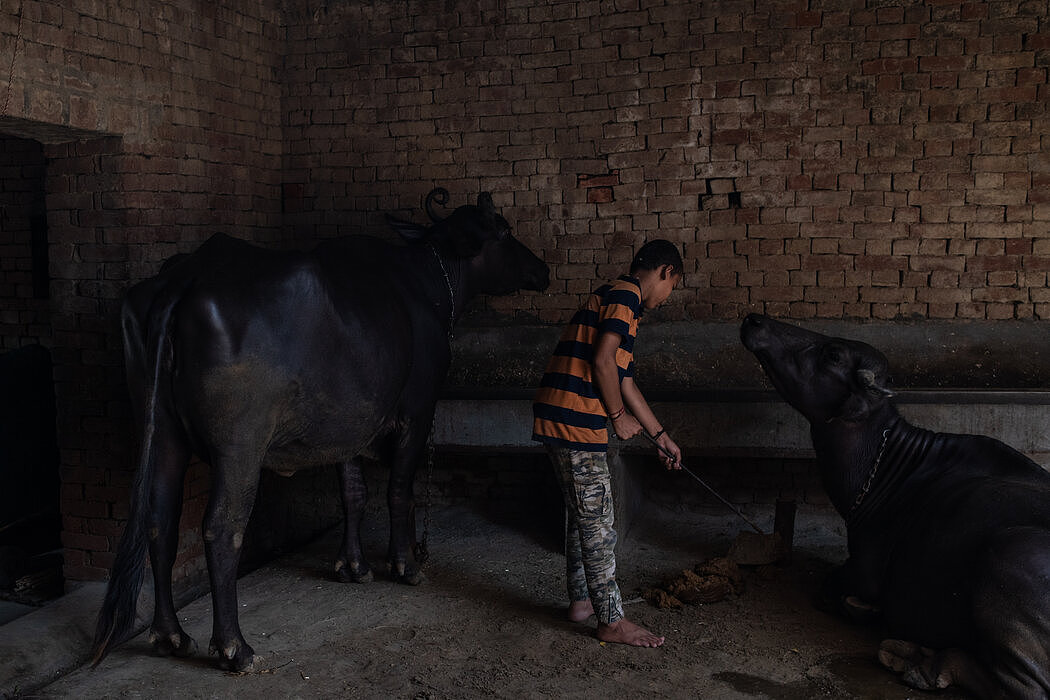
[532,275,642,451]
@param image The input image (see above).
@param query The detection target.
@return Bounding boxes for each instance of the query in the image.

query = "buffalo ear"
[477,191,495,213]
[856,368,895,398]
[386,214,429,243]
[833,368,894,422]
[448,223,485,257]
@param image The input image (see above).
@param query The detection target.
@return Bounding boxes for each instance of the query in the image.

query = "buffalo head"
[387,188,550,296]
[741,314,894,424]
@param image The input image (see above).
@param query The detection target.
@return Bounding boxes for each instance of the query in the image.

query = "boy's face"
[645,266,681,309]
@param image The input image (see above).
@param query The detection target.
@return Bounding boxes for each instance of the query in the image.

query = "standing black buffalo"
[741,314,1050,699]
[92,190,549,672]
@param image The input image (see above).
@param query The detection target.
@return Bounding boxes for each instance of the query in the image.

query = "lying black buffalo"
[741,314,1050,699]
[92,190,549,672]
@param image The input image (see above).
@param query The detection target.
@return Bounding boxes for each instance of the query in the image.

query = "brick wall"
[1,1,286,585]
[3,0,1050,589]
[0,135,49,348]
[283,0,1050,323]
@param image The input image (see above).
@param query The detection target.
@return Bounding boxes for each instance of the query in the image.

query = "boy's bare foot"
[597,619,665,647]
[568,599,594,622]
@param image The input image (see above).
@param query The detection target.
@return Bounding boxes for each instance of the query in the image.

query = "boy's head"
[630,239,683,277]
[630,239,683,309]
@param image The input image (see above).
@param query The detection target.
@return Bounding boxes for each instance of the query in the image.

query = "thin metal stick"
[642,432,765,535]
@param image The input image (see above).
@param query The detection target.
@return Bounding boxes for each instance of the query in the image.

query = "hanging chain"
[429,243,455,341]
[2,1,25,117]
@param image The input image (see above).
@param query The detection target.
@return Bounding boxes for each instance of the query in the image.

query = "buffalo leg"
[146,424,197,658]
[203,457,262,672]
[335,457,372,583]
[387,425,427,585]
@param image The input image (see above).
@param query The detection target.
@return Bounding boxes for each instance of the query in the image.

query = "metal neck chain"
[429,243,455,341]
[850,427,891,516]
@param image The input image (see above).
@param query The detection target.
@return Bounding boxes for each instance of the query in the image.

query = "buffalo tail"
[91,276,186,666]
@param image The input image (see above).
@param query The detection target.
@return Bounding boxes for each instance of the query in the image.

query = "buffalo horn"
[425,187,450,222]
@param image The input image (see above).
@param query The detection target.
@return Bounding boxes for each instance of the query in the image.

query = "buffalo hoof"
[815,589,881,623]
[220,653,266,674]
[334,560,373,584]
[841,595,880,623]
[210,639,259,673]
[149,628,198,658]
[390,563,425,586]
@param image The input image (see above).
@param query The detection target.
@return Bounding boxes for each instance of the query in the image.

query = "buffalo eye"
[820,343,849,367]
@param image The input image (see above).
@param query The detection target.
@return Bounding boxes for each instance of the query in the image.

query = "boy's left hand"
[656,433,682,470]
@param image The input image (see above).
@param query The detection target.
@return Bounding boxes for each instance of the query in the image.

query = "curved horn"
[425,187,450,222]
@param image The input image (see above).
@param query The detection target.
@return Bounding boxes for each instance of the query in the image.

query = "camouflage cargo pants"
[546,446,624,625]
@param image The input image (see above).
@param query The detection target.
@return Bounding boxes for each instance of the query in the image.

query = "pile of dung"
[643,557,743,609]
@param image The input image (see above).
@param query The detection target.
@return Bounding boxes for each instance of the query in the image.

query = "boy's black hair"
[630,239,683,275]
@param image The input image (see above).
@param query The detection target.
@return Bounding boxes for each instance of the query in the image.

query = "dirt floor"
[26,501,967,699]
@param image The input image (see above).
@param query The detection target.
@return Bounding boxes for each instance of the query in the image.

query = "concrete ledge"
[442,319,1050,468]
[0,582,104,697]
[434,391,1050,468]
[434,391,1050,540]
[447,320,1050,394]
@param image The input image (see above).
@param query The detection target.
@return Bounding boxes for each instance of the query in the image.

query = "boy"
[532,239,683,647]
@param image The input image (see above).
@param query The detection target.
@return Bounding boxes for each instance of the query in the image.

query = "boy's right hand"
[611,413,643,440]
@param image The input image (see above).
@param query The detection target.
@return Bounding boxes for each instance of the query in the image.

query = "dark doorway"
[0,345,62,600]
[0,134,62,611]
